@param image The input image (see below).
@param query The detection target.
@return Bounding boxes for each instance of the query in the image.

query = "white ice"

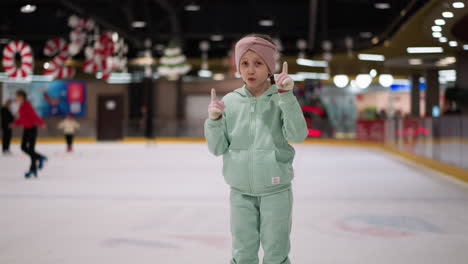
[1,142,468,264]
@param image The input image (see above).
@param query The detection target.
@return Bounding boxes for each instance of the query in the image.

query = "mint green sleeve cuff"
[278,90,297,105]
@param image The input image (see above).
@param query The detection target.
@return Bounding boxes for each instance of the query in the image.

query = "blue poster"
[2,80,86,117]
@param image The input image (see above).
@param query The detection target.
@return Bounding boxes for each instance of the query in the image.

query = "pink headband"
[235,37,277,74]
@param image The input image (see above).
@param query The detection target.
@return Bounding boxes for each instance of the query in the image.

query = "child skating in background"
[11,90,47,178]
[57,114,80,152]
[204,34,308,264]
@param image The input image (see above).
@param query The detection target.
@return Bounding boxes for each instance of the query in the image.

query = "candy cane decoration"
[68,15,95,56]
[111,39,129,72]
[2,40,34,78]
[43,37,75,79]
[83,32,114,79]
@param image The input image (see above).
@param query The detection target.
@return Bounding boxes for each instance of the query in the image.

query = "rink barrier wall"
[9,137,468,184]
[380,145,468,184]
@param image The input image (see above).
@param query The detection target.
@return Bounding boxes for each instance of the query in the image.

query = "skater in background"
[205,34,307,264]
[57,114,80,152]
[1,99,14,154]
[11,90,47,178]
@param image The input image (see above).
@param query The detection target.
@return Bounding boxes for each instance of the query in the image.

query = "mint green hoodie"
[205,84,308,196]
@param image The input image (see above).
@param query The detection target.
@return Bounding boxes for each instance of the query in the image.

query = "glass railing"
[381,116,468,169]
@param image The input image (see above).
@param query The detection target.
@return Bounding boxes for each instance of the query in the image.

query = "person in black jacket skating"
[1,99,14,154]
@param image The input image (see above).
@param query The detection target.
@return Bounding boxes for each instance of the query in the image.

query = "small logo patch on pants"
[272,177,280,184]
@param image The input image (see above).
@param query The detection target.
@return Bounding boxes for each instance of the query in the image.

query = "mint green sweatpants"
[230,188,293,264]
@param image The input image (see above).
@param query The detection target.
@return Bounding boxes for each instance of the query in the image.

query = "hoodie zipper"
[249,97,257,193]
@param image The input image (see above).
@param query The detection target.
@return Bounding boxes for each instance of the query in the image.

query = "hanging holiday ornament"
[322,40,333,75]
[2,40,33,78]
[345,37,353,58]
[82,32,115,79]
[157,42,191,80]
[297,39,307,59]
[199,40,210,70]
[111,38,129,72]
[322,40,333,61]
[67,15,95,56]
[83,46,98,73]
[43,37,75,79]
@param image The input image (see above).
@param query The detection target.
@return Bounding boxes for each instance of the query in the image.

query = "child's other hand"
[275,62,294,91]
[208,88,225,120]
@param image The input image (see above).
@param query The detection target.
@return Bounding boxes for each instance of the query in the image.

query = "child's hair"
[16,90,27,100]
[241,33,277,84]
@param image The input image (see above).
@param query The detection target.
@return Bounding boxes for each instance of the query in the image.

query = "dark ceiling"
[0,0,430,60]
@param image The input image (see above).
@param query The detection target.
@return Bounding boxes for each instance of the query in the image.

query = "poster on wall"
[2,80,86,117]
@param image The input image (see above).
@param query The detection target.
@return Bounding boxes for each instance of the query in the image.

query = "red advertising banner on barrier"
[357,120,385,142]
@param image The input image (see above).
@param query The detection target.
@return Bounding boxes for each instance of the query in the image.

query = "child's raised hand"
[275,62,294,91]
[208,88,225,120]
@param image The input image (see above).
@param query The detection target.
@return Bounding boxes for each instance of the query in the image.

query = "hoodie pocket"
[223,149,250,189]
[252,149,292,188]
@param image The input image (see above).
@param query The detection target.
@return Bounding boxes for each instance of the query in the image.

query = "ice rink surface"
[1,142,468,264]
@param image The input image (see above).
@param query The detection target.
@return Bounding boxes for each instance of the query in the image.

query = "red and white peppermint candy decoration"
[43,37,75,79]
[83,46,98,73]
[68,15,95,31]
[44,65,76,79]
[44,37,69,66]
[67,15,95,56]
[2,40,34,78]
[83,59,98,73]
[82,32,115,79]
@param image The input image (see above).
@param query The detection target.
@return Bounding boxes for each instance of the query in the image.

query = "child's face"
[239,50,270,89]
[15,95,23,104]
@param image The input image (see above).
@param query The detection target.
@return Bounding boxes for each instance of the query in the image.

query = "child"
[204,34,308,264]
[57,114,80,152]
[11,90,47,178]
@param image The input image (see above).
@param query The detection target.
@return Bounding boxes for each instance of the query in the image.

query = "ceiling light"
[20,5,36,13]
[434,19,445,25]
[452,2,465,8]
[112,33,119,42]
[379,74,394,87]
[464,45,468,50]
[43,62,50,69]
[439,37,448,42]
[432,32,442,38]
[432,26,442,32]
[360,32,373,38]
[374,3,391,9]
[296,58,328,67]
[370,69,378,77]
[198,70,212,78]
[445,57,456,64]
[358,53,385,61]
[184,3,200,11]
[210,35,223,41]
[407,47,443,53]
[213,73,225,81]
[132,21,146,28]
[259,19,274,27]
[442,12,454,18]
[297,72,330,80]
[436,57,456,67]
[333,75,349,88]
[449,41,458,47]
[356,74,372,89]
[409,58,422,65]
